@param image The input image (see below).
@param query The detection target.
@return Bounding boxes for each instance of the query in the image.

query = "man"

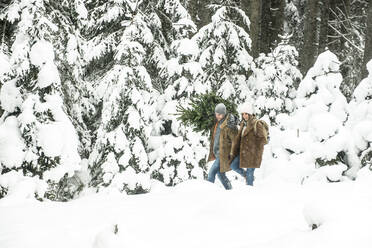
[207,103,238,190]
[229,103,269,186]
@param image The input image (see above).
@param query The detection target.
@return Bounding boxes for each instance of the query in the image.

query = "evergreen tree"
[294,50,349,168]
[0,0,81,200]
[176,92,238,135]
[85,0,157,193]
[346,59,372,177]
[249,40,302,124]
[47,0,95,160]
[147,2,207,186]
[192,1,254,103]
[144,0,197,93]
[270,50,351,184]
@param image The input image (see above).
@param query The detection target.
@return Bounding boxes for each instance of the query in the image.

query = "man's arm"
[228,127,239,158]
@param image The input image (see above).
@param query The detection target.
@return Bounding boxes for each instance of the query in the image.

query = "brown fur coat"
[231,116,269,168]
[207,114,238,173]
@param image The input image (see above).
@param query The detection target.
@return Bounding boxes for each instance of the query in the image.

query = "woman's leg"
[246,168,256,186]
[230,156,246,178]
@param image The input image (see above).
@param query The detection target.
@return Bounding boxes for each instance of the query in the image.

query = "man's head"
[215,103,226,121]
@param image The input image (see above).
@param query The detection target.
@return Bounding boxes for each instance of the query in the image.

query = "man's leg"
[230,156,246,178]
[207,158,220,183]
[217,172,232,190]
[246,168,256,186]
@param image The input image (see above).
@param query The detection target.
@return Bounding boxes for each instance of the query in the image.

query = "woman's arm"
[255,121,269,144]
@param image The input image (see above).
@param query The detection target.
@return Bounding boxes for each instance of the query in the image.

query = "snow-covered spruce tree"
[269,50,350,184]
[346,60,372,177]
[0,40,12,198]
[284,0,303,54]
[43,1,98,197]
[192,1,253,103]
[46,0,96,159]
[144,0,197,92]
[0,0,81,200]
[288,50,349,179]
[86,1,157,194]
[147,5,208,186]
[249,39,302,124]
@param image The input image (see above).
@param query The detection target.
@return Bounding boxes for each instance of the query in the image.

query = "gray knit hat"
[215,103,227,115]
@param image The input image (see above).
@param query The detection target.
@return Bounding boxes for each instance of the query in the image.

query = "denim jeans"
[230,156,246,178]
[207,157,232,190]
[230,155,256,186]
[246,167,255,186]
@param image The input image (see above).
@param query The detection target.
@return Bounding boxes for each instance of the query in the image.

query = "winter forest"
[0,0,372,247]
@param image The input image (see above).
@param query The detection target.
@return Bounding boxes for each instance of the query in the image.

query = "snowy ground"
[1,168,372,248]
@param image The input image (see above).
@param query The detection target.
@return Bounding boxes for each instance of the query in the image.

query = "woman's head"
[242,112,252,121]
[239,102,254,121]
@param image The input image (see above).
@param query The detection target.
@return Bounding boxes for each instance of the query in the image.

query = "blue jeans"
[207,157,232,190]
[246,167,255,186]
[230,156,256,186]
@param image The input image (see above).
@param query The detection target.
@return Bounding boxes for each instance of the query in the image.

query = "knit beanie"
[239,102,254,114]
[215,103,227,115]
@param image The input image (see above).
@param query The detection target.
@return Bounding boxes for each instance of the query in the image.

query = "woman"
[228,103,269,186]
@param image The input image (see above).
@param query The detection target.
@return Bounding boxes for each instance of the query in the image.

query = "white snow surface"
[0,175,371,248]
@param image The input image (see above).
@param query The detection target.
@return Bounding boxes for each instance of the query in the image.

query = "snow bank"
[172,179,222,193]
[1,178,371,248]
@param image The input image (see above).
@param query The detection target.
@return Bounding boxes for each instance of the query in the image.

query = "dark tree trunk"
[339,0,351,53]
[300,0,319,75]
[260,0,271,54]
[188,0,211,29]
[241,0,262,58]
[362,1,372,78]
[319,0,330,53]
[327,0,339,52]
[269,0,285,48]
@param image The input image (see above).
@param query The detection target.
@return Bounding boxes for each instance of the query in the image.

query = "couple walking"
[207,102,269,189]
